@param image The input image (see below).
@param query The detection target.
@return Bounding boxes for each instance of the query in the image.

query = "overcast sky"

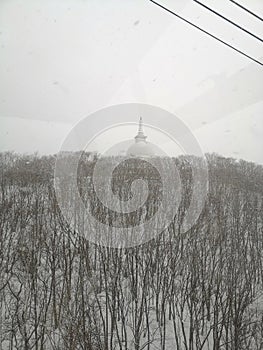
[0,0,262,163]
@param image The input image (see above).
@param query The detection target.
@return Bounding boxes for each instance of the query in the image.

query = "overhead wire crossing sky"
[193,0,263,43]
[149,0,263,66]
[229,0,263,21]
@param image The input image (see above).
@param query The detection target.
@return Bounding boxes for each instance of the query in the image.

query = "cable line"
[230,0,263,22]
[149,0,263,66]
[193,0,263,43]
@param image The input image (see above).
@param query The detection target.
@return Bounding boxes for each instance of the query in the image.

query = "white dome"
[126,117,160,157]
[127,141,156,157]
[126,117,157,157]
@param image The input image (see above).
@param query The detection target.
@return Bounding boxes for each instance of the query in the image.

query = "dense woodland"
[0,151,262,349]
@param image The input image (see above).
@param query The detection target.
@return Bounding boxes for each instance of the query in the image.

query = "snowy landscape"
[0,151,262,349]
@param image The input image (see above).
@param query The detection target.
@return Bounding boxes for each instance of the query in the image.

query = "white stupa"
[126,117,156,158]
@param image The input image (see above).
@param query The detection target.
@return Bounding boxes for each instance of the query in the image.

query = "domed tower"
[127,117,156,157]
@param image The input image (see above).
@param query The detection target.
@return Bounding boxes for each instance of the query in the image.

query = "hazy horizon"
[0,0,262,163]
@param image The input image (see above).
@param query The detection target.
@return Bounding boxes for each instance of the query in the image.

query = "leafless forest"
[0,152,263,350]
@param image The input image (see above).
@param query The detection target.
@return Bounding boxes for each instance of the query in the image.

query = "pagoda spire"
[135,117,147,143]
[138,117,143,133]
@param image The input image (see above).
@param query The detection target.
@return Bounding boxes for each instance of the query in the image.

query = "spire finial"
[135,117,147,143]
[138,117,143,133]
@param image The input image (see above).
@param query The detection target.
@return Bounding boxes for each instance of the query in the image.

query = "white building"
[126,117,157,158]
